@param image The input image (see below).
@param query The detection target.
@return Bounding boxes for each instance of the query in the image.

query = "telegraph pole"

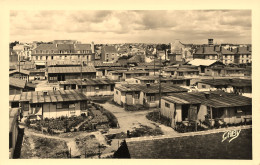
[80,56,83,93]
[159,55,162,120]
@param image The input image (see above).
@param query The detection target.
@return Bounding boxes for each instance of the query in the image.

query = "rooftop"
[9,69,30,75]
[198,78,251,87]
[164,91,252,108]
[187,59,224,67]
[103,46,117,53]
[9,90,88,103]
[9,77,26,88]
[115,84,188,93]
[48,66,96,74]
[59,78,116,86]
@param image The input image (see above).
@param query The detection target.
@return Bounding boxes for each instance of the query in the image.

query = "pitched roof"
[124,70,149,74]
[9,69,30,75]
[198,78,252,87]
[9,77,26,88]
[59,78,116,86]
[48,66,96,74]
[103,46,117,53]
[232,47,251,54]
[194,47,218,55]
[115,126,251,158]
[87,61,122,67]
[9,90,88,103]
[141,84,188,94]
[164,91,252,108]
[34,44,92,51]
[187,59,224,66]
[135,76,189,81]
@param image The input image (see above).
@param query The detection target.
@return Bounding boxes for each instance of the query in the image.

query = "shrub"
[25,118,31,127]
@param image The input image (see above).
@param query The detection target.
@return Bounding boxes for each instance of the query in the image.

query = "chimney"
[146,83,150,88]
[231,47,233,52]
[237,47,239,53]
[56,44,58,48]
[203,47,205,53]
[43,91,48,96]
[220,46,222,52]
[247,46,249,51]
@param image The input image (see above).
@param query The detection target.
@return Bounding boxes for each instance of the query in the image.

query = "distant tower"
[91,41,94,53]
[208,39,214,46]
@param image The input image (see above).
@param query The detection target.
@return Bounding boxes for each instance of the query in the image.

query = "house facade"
[47,66,96,82]
[31,43,94,64]
[59,79,115,96]
[161,92,252,128]
[232,47,252,64]
[101,46,119,62]
[9,90,88,119]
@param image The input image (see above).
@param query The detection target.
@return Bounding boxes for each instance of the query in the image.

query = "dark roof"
[232,47,251,54]
[9,90,88,103]
[194,47,218,55]
[48,66,96,74]
[59,78,116,86]
[34,44,92,51]
[9,77,26,88]
[47,60,81,66]
[163,67,199,72]
[103,46,117,53]
[115,126,251,158]
[198,78,251,87]
[115,84,146,92]
[141,84,188,94]
[135,76,189,81]
[164,91,252,108]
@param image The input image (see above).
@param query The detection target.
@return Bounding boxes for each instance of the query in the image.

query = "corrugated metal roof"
[9,90,88,103]
[163,91,252,108]
[48,66,96,74]
[9,77,26,88]
[198,78,251,87]
[59,78,116,86]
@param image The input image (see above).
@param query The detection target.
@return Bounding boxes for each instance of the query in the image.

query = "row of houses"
[114,83,188,108]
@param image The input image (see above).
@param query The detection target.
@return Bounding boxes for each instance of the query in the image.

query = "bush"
[25,118,31,127]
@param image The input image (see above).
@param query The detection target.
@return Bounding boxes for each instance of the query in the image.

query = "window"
[56,103,62,109]
[23,103,29,111]
[51,56,54,60]
[150,95,155,102]
[165,102,170,108]
[116,91,118,95]
[80,101,87,110]
[202,85,206,88]
[134,93,139,99]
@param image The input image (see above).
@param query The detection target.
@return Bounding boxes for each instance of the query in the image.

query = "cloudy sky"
[10,10,251,44]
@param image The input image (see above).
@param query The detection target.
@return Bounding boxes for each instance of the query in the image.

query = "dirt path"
[100,102,179,135]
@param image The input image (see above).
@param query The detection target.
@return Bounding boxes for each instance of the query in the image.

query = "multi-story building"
[216,46,235,64]
[31,43,94,64]
[101,46,119,62]
[193,47,218,60]
[232,46,252,64]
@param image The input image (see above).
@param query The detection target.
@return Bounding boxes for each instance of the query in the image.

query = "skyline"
[10,10,251,44]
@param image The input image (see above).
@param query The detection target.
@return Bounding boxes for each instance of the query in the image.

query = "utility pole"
[154,54,156,76]
[159,55,162,120]
[80,55,83,93]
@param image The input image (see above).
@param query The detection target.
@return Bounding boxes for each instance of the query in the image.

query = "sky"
[10,10,252,44]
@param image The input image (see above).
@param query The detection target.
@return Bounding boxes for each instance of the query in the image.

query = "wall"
[116,126,252,159]
[42,102,81,118]
[197,82,211,89]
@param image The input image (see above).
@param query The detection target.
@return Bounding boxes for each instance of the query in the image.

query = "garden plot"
[21,134,69,158]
